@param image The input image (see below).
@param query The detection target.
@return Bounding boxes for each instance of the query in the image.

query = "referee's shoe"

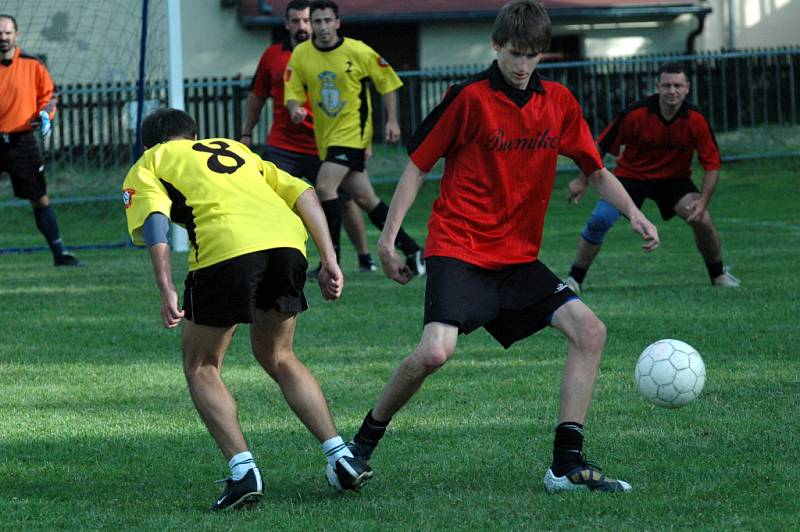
[210,468,263,512]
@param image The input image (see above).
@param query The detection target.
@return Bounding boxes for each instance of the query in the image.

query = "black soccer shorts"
[263,144,352,202]
[617,176,699,221]
[324,146,366,173]
[0,132,47,200]
[423,256,579,349]
[183,248,308,327]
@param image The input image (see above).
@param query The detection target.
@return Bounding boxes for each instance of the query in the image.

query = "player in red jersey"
[346,0,659,494]
[564,62,740,292]
[240,0,376,274]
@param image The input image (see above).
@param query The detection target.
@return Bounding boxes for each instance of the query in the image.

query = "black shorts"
[424,257,579,349]
[324,146,366,173]
[617,177,699,221]
[183,248,309,327]
[0,131,47,200]
[264,144,352,202]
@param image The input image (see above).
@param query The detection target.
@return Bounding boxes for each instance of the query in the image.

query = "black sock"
[320,199,342,263]
[367,201,420,256]
[33,205,65,256]
[569,264,588,284]
[358,253,374,267]
[353,409,391,449]
[706,261,724,279]
[551,422,584,476]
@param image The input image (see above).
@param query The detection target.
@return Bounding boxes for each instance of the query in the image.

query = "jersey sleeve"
[557,88,604,175]
[596,109,630,157]
[361,43,403,95]
[283,49,307,105]
[250,46,273,99]
[692,113,722,171]
[407,86,473,173]
[258,157,312,208]
[122,156,173,246]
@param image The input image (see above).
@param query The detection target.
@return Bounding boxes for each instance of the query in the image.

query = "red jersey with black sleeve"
[598,94,721,181]
[408,61,604,269]
[0,47,57,133]
[250,39,317,155]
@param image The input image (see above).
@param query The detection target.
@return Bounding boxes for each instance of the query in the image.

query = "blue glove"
[39,111,51,137]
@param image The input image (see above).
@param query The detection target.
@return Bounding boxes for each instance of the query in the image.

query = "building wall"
[698,0,800,50]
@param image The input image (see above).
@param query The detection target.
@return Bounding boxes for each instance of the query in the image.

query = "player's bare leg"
[250,309,338,442]
[549,300,606,424]
[182,321,246,459]
[342,199,369,255]
[544,299,631,493]
[250,308,373,491]
[315,161,350,202]
[674,193,739,286]
[339,170,381,212]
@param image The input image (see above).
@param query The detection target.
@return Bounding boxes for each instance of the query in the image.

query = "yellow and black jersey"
[284,37,403,159]
[122,138,311,271]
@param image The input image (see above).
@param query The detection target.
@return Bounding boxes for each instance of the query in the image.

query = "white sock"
[229,451,256,481]
[322,436,353,467]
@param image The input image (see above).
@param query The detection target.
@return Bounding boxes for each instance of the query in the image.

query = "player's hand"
[38,111,52,137]
[630,212,660,253]
[290,107,308,125]
[567,176,588,204]
[317,261,344,300]
[365,144,373,161]
[159,287,185,329]
[684,197,708,223]
[385,121,401,143]
[377,238,413,285]
[240,134,252,147]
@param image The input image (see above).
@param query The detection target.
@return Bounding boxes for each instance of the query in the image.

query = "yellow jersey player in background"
[285,0,425,278]
[122,109,372,512]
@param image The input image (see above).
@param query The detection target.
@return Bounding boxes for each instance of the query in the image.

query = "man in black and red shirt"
[564,62,740,292]
[346,0,659,494]
[239,0,375,274]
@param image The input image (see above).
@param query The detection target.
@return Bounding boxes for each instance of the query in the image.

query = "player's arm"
[143,212,185,328]
[568,147,608,204]
[377,160,428,284]
[293,189,343,300]
[240,92,267,147]
[587,168,659,252]
[382,90,401,143]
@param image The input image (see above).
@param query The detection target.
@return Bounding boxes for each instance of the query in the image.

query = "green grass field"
[1,157,798,529]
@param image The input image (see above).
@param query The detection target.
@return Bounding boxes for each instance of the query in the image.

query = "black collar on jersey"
[0,59,11,67]
[646,92,690,123]
[281,36,292,51]
[313,36,344,52]
[488,60,544,108]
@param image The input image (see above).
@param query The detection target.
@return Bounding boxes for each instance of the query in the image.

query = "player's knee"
[576,315,606,355]
[416,341,454,372]
[581,202,619,245]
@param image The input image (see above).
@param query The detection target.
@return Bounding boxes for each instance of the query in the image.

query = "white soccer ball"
[634,339,706,408]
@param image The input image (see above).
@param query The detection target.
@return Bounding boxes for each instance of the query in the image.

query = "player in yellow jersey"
[285,0,425,277]
[122,109,372,511]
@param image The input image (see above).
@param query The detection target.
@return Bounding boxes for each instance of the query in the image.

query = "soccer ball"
[634,339,706,408]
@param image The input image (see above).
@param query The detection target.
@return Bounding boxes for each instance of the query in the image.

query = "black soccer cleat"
[543,456,631,493]
[210,468,264,512]
[54,252,81,267]
[325,455,373,492]
[346,439,375,462]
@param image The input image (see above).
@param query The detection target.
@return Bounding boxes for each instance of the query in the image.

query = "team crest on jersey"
[318,70,346,117]
[122,188,136,209]
[284,67,293,83]
[377,56,390,68]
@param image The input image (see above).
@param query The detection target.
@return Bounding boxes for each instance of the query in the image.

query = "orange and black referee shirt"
[0,47,57,133]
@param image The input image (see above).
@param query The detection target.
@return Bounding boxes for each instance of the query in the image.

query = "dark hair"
[658,61,688,78]
[141,109,197,149]
[285,0,310,17]
[491,0,551,54]
[0,14,17,31]
[309,0,339,19]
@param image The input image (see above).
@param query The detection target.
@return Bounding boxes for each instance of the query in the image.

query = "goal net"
[0,0,168,253]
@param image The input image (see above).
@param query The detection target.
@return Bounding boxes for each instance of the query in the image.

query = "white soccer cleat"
[563,275,581,295]
[543,461,631,494]
[712,267,741,287]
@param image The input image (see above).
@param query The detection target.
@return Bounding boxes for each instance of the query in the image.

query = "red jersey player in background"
[564,62,740,292]
[240,0,375,274]
[346,0,659,494]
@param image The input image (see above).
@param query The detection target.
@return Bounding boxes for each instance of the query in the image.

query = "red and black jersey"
[250,39,317,155]
[408,61,603,269]
[0,47,57,133]
[598,93,721,181]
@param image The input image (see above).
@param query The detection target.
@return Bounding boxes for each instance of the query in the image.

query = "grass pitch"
[0,157,798,529]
